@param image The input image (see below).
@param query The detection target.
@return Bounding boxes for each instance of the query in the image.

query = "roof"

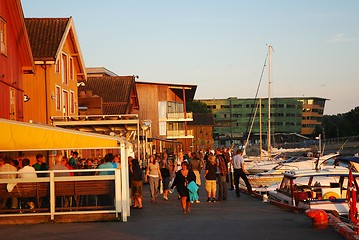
[136,81,197,101]
[25,18,69,60]
[86,67,119,77]
[188,113,214,126]
[80,76,135,115]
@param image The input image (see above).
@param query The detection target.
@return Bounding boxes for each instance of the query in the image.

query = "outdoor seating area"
[0,169,126,224]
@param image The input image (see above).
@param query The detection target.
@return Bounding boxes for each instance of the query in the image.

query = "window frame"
[0,17,7,55]
[61,52,68,84]
[70,90,75,114]
[55,85,61,111]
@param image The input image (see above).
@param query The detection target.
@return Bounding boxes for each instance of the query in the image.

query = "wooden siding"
[137,83,186,137]
[188,125,214,150]
[23,21,81,124]
[23,67,47,123]
[0,0,34,121]
[137,83,160,136]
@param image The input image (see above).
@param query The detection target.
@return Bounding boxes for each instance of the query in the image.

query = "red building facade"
[0,0,34,121]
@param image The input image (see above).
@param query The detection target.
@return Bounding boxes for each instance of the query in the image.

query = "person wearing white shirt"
[232,149,252,197]
[18,158,37,210]
[18,158,37,179]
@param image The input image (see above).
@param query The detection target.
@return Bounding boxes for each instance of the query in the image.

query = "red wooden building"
[0,0,34,121]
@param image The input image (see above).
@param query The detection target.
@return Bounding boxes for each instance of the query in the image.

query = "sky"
[21,0,359,115]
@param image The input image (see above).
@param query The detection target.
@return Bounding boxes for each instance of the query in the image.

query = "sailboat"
[243,46,291,172]
[240,47,343,191]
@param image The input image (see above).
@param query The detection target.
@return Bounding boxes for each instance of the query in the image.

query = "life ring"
[323,191,340,200]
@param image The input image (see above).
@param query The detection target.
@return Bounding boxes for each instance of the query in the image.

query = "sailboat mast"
[259,98,263,159]
[267,45,273,159]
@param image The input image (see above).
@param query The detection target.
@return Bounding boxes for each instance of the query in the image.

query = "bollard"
[306,209,328,229]
[262,194,269,202]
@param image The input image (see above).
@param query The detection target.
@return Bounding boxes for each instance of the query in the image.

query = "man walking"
[216,149,228,201]
[232,149,252,197]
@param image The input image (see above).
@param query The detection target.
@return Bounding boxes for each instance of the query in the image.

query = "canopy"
[0,118,122,151]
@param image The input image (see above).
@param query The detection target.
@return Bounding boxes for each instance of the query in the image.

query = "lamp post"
[141,120,151,160]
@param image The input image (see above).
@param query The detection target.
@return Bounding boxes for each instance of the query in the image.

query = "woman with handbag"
[171,161,196,215]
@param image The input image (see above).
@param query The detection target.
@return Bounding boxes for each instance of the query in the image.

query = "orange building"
[23,17,87,124]
[0,0,34,121]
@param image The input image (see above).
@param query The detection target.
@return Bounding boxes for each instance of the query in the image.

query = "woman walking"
[146,155,162,202]
[204,154,218,202]
[171,161,196,214]
[160,159,171,200]
[130,158,143,209]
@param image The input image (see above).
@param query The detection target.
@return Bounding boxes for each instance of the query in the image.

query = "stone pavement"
[0,180,342,240]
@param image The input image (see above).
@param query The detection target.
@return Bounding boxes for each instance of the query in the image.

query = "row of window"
[302,116,323,122]
[215,113,302,118]
[208,104,302,109]
[215,122,302,127]
[56,52,75,84]
[299,99,325,108]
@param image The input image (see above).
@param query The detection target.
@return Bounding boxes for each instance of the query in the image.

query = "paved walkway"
[0,179,342,240]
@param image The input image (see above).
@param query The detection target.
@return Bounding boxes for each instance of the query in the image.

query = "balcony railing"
[165,112,193,121]
[167,129,194,139]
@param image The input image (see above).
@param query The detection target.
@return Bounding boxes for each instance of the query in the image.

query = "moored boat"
[268,159,359,216]
[242,153,340,191]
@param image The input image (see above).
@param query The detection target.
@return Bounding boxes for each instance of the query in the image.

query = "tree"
[322,106,359,138]
[186,100,211,113]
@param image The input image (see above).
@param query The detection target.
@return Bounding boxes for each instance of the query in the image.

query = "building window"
[233,104,242,108]
[55,59,60,73]
[70,91,75,114]
[0,18,6,55]
[69,57,74,80]
[62,90,69,115]
[221,105,230,109]
[55,85,61,111]
[61,53,68,84]
[9,88,15,120]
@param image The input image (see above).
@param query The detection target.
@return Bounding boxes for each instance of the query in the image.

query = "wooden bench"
[54,180,115,209]
[0,180,115,211]
[0,182,49,209]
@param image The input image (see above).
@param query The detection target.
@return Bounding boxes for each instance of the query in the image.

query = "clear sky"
[21,0,359,115]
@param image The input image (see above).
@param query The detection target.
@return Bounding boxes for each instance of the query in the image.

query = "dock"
[0,179,342,240]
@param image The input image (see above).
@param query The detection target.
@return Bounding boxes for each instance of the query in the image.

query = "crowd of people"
[0,147,253,214]
[0,152,121,210]
[127,147,253,215]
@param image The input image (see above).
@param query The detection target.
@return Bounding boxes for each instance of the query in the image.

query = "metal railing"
[0,169,128,222]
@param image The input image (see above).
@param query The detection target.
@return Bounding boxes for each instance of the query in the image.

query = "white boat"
[268,160,359,216]
[243,153,340,191]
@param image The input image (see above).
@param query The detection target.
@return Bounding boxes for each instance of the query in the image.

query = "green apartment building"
[200,97,327,147]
